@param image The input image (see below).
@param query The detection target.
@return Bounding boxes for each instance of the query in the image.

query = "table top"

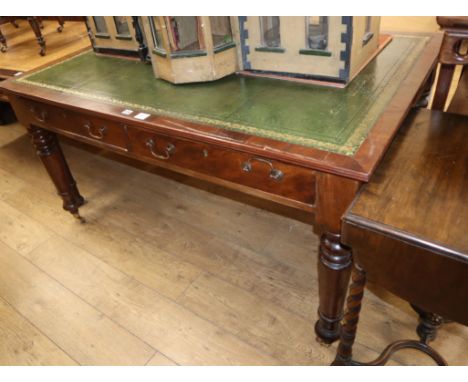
[345,108,468,262]
[1,33,442,181]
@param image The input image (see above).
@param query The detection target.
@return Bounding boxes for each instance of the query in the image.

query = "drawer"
[22,99,128,152]
[127,126,316,206]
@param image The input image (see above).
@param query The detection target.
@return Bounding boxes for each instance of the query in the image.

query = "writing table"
[0,33,441,346]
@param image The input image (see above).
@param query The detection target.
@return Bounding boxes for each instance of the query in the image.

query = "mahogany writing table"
[0,33,441,347]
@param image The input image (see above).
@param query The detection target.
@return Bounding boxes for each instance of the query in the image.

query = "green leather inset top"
[18,35,428,155]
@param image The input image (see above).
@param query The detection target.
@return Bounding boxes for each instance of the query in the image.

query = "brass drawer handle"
[84,122,107,140]
[242,157,284,182]
[146,138,176,160]
[36,110,48,123]
[29,105,48,122]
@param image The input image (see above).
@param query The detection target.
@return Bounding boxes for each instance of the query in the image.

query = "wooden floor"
[0,19,90,72]
[0,122,467,365]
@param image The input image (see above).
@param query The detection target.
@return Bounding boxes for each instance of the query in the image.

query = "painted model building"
[86,16,382,86]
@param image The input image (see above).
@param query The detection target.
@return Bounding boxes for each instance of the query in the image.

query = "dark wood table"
[0,33,441,348]
[334,108,468,365]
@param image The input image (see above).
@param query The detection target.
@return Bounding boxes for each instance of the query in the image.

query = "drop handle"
[242,157,284,182]
[146,138,176,160]
[84,122,107,140]
[29,105,48,122]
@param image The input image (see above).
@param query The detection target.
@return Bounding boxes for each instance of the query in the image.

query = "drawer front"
[22,99,128,151]
[127,126,316,206]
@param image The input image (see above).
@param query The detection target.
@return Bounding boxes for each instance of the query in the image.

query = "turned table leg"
[0,27,6,52]
[56,17,65,32]
[28,125,85,219]
[28,17,46,56]
[315,232,353,344]
[314,173,360,344]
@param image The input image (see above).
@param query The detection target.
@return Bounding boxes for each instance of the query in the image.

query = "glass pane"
[260,16,280,48]
[210,16,233,48]
[167,16,201,52]
[113,16,130,36]
[93,16,108,34]
[307,16,328,50]
[149,17,164,50]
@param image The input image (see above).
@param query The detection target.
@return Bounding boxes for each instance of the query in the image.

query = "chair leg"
[0,29,6,52]
[332,262,367,366]
[432,64,455,111]
[57,17,65,32]
[28,17,46,56]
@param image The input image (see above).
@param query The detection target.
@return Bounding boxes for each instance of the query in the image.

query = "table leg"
[28,125,85,219]
[27,17,46,56]
[432,64,455,111]
[316,232,353,344]
[314,174,360,344]
[411,305,444,344]
[0,27,6,52]
[57,17,65,32]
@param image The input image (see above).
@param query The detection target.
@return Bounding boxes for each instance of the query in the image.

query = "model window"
[149,17,164,50]
[210,16,233,48]
[307,16,328,50]
[113,16,130,36]
[93,17,108,34]
[166,16,202,52]
[260,16,281,48]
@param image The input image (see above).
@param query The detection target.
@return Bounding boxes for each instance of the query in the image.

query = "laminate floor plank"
[0,199,51,255]
[146,352,179,366]
[4,185,204,302]
[24,235,280,365]
[177,272,388,365]
[0,297,77,365]
[0,167,27,200]
[0,241,155,365]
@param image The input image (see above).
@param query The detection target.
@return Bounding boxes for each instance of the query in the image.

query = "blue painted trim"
[238,16,251,70]
[339,16,353,82]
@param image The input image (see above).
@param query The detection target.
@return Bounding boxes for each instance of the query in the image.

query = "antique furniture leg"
[411,305,444,344]
[332,262,366,365]
[28,17,46,56]
[56,17,65,32]
[0,27,6,53]
[315,174,359,344]
[28,125,85,220]
[432,64,455,110]
[332,264,448,366]
[132,16,149,62]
